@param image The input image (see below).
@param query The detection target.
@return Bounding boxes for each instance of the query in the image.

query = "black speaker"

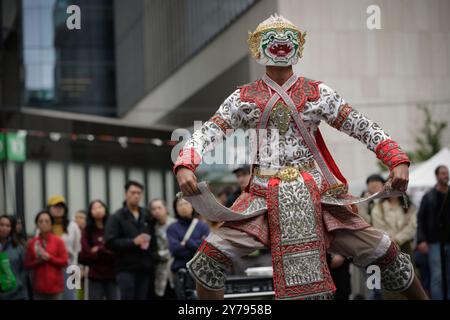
[224,276,274,300]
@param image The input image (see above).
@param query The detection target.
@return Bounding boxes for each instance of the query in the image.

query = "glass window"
[21,0,116,116]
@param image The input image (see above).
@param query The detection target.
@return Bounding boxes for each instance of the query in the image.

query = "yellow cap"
[47,195,66,206]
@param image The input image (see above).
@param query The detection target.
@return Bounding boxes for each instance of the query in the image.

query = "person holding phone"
[105,181,156,300]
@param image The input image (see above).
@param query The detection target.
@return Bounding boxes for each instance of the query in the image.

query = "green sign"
[5,132,26,162]
[0,133,5,160]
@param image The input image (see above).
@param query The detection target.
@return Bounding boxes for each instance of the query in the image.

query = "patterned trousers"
[186,225,414,297]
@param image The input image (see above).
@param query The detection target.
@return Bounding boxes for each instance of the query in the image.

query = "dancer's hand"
[176,167,200,196]
[386,163,409,192]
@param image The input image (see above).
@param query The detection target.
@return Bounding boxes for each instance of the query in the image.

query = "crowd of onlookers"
[334,165,450,300]
[0,180,214,300]
[0,164,448,300]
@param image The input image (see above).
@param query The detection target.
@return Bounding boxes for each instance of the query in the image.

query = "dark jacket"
[167,217,209,272]
[326,253,351,300]
[226,189,242,208]
[105,205,156,273]
[80,227,116,280]
[417,187,450,244]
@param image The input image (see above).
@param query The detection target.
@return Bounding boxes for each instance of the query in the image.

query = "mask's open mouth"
[268,40,293,57]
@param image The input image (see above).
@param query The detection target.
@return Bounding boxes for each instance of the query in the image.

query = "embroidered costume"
[173,14,413,300]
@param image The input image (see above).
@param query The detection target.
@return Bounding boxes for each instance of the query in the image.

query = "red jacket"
[24,233,68,294]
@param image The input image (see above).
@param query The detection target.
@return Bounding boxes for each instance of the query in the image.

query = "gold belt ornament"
[277,166,299,181]
[253,161,316,182]
[323,183,349,196]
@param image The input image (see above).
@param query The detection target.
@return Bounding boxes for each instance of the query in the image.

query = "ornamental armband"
[210,114,232,134]
[375,139,410,171]
[332,103,353,130]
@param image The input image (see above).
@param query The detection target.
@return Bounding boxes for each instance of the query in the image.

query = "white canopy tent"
[408,147,450,205]
[409,147,450,188]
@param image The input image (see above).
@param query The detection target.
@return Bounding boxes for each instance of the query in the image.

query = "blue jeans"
[428,243,450,300]
[367,287,383,300]
[116,272,150,300]
[414,251,430,293]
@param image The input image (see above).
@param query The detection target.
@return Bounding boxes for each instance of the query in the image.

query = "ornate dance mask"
[248,14,306,66]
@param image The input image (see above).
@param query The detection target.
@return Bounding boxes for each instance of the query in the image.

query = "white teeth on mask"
[271,40,293,46]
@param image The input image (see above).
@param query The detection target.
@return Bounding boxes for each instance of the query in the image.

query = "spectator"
[24,211,68,300]
[226,165,251,207]
[14,216,28,247]
[0,215,28,300]
[414,245,431,297]
[149,198,176,299]
[372,195,417,299]
[13,216,32,299]
[417,165,450,300]
[75,210,87,231]
[80,200,117,300]
[372,195,417,254]
[167,198,209,299]
[105,181,156,300]
[46,195,81,300]
[358,174,386,224]
[217,188,231,206]
[327,253,351,300]
[223,168,270,276]
[351,174,385,300]
[211,188,230,232]
[74,209,87,300]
